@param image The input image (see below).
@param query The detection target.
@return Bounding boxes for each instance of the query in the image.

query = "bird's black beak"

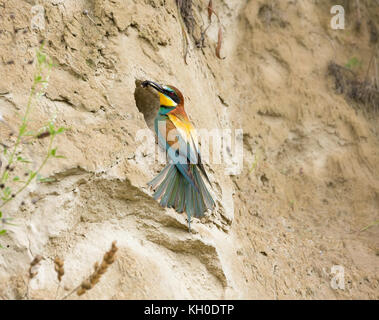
[141,80,165,94]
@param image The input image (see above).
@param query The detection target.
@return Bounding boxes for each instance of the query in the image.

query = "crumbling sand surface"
[0,0,378,299]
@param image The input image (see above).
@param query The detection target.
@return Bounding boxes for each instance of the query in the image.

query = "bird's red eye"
[165,89,179,103]
[166,90,175,98]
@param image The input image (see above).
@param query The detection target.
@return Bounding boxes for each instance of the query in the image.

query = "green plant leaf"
[19,123,27,136]
[48,122,55,135]
[16,156,31,163]
[3,186,11,197]
[25,131,35,136]
[34,75,42,83]
[3,170,9,182]
[56,127,65,134]
[2,218,16,226]
[38,177,56,183]
[345,57,360,69]
[37,174,55,183]
[36,50,46,65]
[360,220,379,232]
[0,230,6,235]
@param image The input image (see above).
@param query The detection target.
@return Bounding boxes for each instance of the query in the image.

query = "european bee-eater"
[142,80,215,231]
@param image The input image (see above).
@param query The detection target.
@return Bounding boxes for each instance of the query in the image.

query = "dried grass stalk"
[28,255,43,279]
[54,257,64,282]
[76,241,118,296]
[207,0,213,22]
[216,27,225,59]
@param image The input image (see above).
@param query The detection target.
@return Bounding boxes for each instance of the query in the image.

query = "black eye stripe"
[164,88,180,104]
[166,90,176,97]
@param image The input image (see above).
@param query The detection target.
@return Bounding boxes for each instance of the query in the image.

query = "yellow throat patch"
[159,92,177,107]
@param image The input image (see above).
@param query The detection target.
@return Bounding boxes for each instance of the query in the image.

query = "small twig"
[61,283,82,300]
[207,0,213,22]
[359,220,379,232]
[181,22,190,64]
[207,6,220,23]
[197,23,211,49]
[82,10,96,25]
[215,26,225,60]
[55,283,61,300]
[206,3,225,59]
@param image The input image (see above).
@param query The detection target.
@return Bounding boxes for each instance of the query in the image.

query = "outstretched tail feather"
[193,166,214,210]
[152,178,169,201]
[185,181,193,228]
[148,164,214,230]
[161,169,179,207]
[150,165,175,200]
[148,164,171,189]
[193,188,201,218]
[167,174,180,208]
[176,181,185,213]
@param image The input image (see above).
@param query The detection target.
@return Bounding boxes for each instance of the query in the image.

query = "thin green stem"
[359,220,379,232]
[1,85,36,183]
[1,45,49,184]
[0,134,54,209]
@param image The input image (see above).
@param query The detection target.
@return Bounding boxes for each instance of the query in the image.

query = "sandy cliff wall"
[0,0,378,299]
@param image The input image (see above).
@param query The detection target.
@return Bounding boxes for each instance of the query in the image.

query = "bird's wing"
[168,114,212,187]
[168,114,199,164]
[154,115,199,192]
[189,132,212,186]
